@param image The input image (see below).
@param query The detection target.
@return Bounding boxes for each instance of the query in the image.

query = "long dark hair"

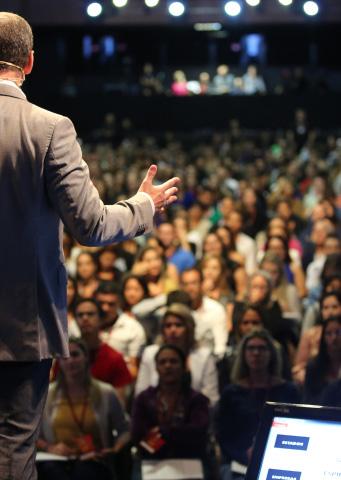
[120,273,149,311]
[231,328,281,384]
[265,235,291,264]
[161,303,196,353]
[57,337,91,389]
[155,344,191,392]
[305,316,341,396]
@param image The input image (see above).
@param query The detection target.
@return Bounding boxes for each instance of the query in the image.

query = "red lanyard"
[64,388,89,433]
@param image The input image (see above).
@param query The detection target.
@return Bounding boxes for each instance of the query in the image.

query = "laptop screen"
[246,403,341,480]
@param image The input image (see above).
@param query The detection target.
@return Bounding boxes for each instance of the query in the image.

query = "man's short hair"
[0,12,33,69]
[96,281,120,297]
[74,297,101,316]
[181,266,203,282]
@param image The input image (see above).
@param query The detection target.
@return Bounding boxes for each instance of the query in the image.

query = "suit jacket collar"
[0,83,27,101]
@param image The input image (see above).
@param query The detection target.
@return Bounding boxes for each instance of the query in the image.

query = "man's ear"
[23,50,34,75]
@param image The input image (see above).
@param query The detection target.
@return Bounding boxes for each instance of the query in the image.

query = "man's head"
[311,218,335,247]
[180,267,203,309]
[324,233,341,257]
[95,281,120,326]
[74,298,101,339]
[0,12,33,77]
[157,222,176,249]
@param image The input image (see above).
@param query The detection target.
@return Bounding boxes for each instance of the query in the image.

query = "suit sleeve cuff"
[138,192,155,215]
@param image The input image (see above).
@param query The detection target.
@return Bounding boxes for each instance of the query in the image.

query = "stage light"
[278,0,293,5]
[245,0,261,6]
[168,1,186,17]
[224,1,242,17]
[112,0,128,7]
[144,0,160,6]
[86,2,103,17]
[194,22,222,31]
[303,1,319,16]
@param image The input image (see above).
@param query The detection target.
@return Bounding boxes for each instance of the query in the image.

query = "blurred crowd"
[36,109,341,480]
[61,62,337,99]
[142,64,266,97]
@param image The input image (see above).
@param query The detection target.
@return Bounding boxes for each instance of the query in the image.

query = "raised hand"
[138,164,180,212]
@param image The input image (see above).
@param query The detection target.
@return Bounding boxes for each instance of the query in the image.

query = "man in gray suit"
[0,11,179,479]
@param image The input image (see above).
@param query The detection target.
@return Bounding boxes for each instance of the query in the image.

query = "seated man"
[74,298,133,405]
[156,222,196,274]
[181,267,228,359]
[96,281,146,379]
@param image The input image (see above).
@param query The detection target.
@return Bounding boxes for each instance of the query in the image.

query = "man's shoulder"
[171,247,195,260]
[237,232,255,246]
[27,100,70,125]
[98,342,125,362]
[117,312,145,330]
[202,296,226,313]
[140,344,159,362]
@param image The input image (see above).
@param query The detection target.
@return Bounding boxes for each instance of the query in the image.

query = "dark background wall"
[2,1,340,134]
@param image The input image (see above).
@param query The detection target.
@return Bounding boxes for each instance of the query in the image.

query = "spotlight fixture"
[303,1,319,16]
[245,0,261,6]
[278,0,293,5]
[224,1,242,17]
[86,2,103,17]
[112,0,128,7]
[144,0,160,6]
[168,1,186,17]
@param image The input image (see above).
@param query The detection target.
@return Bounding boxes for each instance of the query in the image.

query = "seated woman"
[132,246,179,297]
[96,246,123,283]
[135,303,219,405]
[213,225,246,268]
[201,254,235,306]
[75,251,100,299]
[263,234,306,298]
[227,271,298,363]
[37,337,130,480]
[203,229,247,299]
[218,304,264,392]
[260,251,302,323]
[303,316,341,405]
[131,344,210,462]
[301,273,341,333]
[216,329,300,479]
[294,291,341,383]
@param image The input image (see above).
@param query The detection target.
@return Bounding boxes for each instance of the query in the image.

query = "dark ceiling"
[1,0,340,26]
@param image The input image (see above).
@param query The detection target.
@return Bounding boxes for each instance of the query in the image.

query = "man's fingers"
[165,194,178,207]
[164,186,178,199]
[159,176,180,193]
[143,164,158,185]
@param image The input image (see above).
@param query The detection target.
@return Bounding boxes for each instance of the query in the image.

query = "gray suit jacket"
[0,84,154,361]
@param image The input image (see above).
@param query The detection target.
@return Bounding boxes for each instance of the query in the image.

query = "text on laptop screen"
[256,416,341,480]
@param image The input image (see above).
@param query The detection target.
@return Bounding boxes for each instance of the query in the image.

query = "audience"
[131,345,210,466]
[216,329,300,480]
[303,317,341,404]
[181,267,228,358]
[74,298,133,405]
[37,338,130,480]
[294,291,341,383]
[135,303,219,405]
[75,252,100,299]
[132,245,179,296]
[98,279,147,379]
[156,222,196,274]
[34,102,341,479]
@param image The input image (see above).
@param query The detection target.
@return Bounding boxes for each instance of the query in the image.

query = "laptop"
[245,402,341,480]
